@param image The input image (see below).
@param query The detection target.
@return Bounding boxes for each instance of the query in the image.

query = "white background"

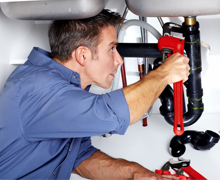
[0,0,220,179]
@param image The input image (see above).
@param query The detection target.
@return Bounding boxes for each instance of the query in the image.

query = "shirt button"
[73,75,78,79]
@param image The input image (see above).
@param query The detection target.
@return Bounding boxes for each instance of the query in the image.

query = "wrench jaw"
[169,157,208,180]
[176,168,184,176]
[155,159,189,179]
[169,157,190,169]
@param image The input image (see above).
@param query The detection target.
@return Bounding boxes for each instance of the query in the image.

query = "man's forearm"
[73,150,158,180]
[123,69,168,125]
[123,53,190,125]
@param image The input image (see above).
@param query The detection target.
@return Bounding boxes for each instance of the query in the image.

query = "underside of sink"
[126,0,220,17]
[1,0,109,20]
[2,0,220,21]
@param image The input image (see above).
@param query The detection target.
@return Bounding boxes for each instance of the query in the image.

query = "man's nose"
[115,50,124,65]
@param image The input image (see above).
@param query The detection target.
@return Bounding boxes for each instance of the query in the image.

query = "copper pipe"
[138,64,145,79]
[121,63,127,87]
[142,118,148,127]
[121,58,148,127]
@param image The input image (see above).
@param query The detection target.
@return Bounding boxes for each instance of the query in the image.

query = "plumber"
[0,9,190,180]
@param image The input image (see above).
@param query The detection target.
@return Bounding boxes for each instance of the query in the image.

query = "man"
[0,9,189,179]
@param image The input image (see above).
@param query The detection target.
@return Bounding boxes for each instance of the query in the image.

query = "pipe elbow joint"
[169,130,220,157]
[159,91,204,127]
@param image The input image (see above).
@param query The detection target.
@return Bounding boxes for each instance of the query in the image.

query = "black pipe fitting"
[156,21,204,127]
[117,43,160,58]
[169,130,220,157]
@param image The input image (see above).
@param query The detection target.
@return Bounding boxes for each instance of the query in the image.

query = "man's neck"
[53,57,88,89]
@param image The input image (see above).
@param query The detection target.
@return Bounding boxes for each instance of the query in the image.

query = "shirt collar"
[27,47,81,86]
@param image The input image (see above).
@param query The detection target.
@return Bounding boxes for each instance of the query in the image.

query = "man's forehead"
[102,27,118,42]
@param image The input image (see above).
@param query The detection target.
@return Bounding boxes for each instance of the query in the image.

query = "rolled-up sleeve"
[19,77,130,141]
[101,90,130,135]
[72,137,99,170]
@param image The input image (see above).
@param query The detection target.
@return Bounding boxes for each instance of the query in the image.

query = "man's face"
[85,25,123,89]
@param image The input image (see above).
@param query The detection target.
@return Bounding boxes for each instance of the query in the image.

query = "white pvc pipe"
[111,19,162,91]
[118,19,162,43]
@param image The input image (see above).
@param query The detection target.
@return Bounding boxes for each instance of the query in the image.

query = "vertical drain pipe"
[182,16,204,126]
[157,17,204,127]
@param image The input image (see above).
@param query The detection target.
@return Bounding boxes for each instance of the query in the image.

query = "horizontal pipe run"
[117,43,160,58]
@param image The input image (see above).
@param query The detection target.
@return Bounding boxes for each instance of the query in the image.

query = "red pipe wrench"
[158,36,185,135]
[170,157,207,180]
[155,161,189,180]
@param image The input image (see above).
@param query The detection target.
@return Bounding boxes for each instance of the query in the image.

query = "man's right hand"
[157,52,190,84]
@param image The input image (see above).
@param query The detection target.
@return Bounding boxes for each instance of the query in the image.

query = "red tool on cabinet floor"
[155,157,207,180]
[158,36,185,136]
[155,161,189,180]
[169,157,207,180]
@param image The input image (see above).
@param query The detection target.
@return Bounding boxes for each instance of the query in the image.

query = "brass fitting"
[184,16,197,26]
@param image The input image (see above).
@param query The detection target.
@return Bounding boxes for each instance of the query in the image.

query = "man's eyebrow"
[109,41,118,46]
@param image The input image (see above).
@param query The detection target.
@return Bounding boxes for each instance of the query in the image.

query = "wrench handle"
[181,166,207,180]
[173,80,184,135]
[158,36,185,135]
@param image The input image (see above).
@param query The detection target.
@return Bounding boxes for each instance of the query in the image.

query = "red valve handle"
[174,80,184,135]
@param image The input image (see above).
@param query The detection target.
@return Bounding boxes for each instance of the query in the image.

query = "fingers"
[178,54,190,83]
[162,174,180,180]
[152,172,180,180]
[133,170,180,180]
[162,53,190,84]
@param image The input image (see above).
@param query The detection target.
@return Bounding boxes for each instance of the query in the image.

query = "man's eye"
[110,47,114,52]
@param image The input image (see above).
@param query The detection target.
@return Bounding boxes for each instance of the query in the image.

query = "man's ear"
[74,46,91,66]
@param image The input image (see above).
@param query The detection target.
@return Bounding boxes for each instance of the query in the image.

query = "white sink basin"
[1,0,109,20]
[126,0,220,17]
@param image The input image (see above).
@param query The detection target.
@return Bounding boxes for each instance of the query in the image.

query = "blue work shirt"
[0,47,130,179]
